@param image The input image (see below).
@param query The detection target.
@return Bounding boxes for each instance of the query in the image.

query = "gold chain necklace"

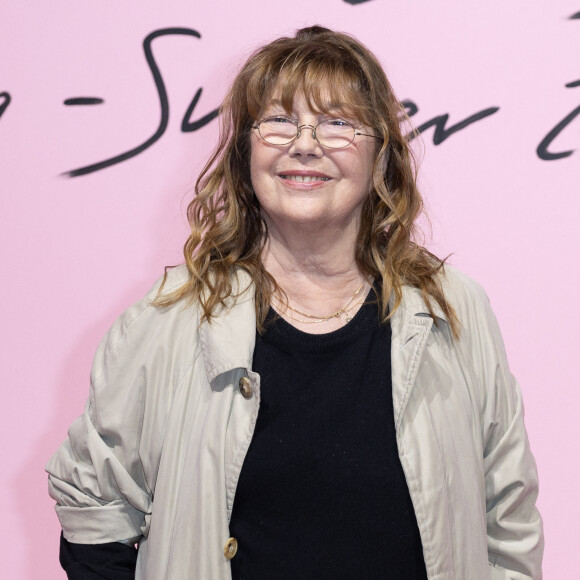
[277,281,367,324]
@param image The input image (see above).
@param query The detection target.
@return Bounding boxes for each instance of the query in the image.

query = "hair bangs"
[280,64,373,126]
[246,44,375,127]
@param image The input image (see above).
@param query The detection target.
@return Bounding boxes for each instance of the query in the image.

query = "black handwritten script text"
[64,97,104,106]
[537,80,580,161]
[63,27,219,178]
[26,9,572,177]
[535,13,580,160]
[60,30,501,178]
[402,100,499,145]
[0,92,11,121]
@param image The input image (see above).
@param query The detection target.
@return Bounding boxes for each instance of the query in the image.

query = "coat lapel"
[199,270,256,384]
[390,286,449,430]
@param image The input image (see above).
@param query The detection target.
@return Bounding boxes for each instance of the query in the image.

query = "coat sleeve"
[46,298,155,544]
[452,272,544,579]
[45,267,193,545]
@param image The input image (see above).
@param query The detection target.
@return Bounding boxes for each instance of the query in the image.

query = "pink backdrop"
[2,1,579,577]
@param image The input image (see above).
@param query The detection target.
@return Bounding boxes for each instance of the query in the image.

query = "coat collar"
[388,284,449,430]
[198,269,256,384]
[199,273,449,384]
[393,283,448,323]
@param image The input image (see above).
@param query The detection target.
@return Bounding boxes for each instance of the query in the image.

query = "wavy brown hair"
[155,25,459,337]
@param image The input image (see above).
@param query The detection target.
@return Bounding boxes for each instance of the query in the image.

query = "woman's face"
[250,91,377,235]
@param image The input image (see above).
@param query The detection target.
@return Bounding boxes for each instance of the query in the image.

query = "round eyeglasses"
[252,117,381,149]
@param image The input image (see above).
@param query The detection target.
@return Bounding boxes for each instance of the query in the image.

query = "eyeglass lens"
[258,118,355,148]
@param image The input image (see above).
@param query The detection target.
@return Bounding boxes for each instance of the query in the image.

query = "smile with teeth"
[280,174,331,182]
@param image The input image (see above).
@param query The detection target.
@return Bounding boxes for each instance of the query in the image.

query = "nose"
[289,124,323,156]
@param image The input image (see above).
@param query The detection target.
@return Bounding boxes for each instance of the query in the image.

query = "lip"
[277,170,332,185]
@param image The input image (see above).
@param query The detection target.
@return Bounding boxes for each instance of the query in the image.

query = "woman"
[47,26,543,579]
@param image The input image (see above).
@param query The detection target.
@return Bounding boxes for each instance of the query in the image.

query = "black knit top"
[229,290,427,579]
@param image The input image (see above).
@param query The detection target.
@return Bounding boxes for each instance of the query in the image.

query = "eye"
[325,118,352,127]
[265,116,295,124]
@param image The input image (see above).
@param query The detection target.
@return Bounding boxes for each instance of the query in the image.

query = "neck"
[261,224,368,333]
[262,230,362,290]
[261,209,361,277]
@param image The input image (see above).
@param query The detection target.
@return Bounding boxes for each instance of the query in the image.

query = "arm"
[45,268,195,577]
[46,305,154,545]
[46,268,194,550]
[452,272,544,579]
[484,381,543,580]
[59,533,138,580]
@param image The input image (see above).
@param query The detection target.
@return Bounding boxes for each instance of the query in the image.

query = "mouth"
[279,174,331,183]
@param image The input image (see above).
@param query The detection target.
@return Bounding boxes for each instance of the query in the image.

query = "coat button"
[223,537,238,559]
[238,376,253,399]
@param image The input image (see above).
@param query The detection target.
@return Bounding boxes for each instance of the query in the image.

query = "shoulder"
[436,266,511,371]
[437,265,491,321]
[109,265,191,336]
[397,264,491,325]
[396,265,503,353]
[93,265,197,373]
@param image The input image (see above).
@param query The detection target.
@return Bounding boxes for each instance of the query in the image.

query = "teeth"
[281,175,330,182]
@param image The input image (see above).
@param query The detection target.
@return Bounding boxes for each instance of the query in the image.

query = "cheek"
[347,156,374,195]
[357,149,377,192]
[249,146,262,196]
[250,140,273,186]
[249,142,275,204]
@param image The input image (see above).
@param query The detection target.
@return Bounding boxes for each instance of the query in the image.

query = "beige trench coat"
[46,265,543,579]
